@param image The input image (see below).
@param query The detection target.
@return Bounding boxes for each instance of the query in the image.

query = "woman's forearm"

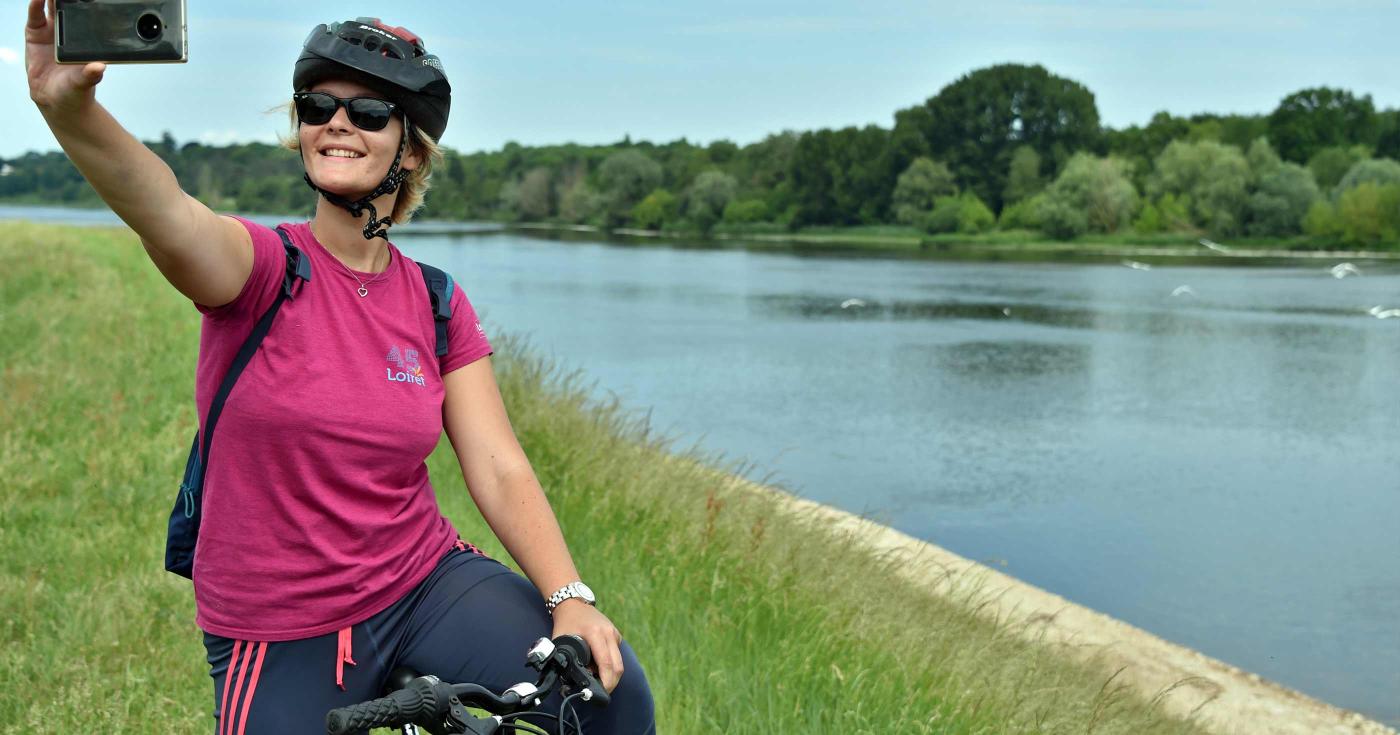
[40,98,192,242]
[470,464,583,601]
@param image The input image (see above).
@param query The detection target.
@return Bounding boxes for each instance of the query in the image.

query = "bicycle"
[325,634,611,735]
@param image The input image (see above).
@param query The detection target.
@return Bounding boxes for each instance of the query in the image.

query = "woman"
[25,3,655,732]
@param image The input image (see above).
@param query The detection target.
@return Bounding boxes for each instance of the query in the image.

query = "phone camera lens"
[136,13,163,42]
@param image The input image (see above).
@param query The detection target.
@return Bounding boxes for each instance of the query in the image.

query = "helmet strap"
[301,123,412,240]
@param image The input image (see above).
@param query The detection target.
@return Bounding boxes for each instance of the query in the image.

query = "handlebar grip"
[583,678,611,708]
[325,678,441,735]
[552,635,611,707]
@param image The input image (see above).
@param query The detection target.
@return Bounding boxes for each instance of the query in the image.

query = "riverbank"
[0,222,1390,733]
[6,203,1398,265]
[508,221,1400,264]
[723,474,1396,735]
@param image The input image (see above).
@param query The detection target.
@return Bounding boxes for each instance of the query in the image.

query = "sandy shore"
[723,476,1396,735]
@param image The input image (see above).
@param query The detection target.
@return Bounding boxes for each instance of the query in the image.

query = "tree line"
[5,63,1400,247]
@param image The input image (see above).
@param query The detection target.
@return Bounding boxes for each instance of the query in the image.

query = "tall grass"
[0,223,1209,734]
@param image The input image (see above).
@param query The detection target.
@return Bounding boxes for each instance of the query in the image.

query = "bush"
[893,158,957,224]
[920,193,994,235]
[958,195,996,233]
[1149,140,1249,236]
[1134,202,1163,233]
[722,199,770,224]
[1247,162,1320,237]
[922,196,963,234]
[998,193,1044,230]
[631,189,678,230]
[1303,200,1342,239]
[1037,197,1090,239]
[1336,182,1400,246]
[1038,153,1138,235]
[1333,158,1400,197]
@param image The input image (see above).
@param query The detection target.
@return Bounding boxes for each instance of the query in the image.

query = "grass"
[0,222,1212,734]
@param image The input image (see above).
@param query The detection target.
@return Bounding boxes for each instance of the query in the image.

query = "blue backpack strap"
[165,226,310,579]
[417,262,454,360]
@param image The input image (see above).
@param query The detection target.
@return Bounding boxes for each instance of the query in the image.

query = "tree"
[707,140,739,164]
[1267,87,1378,163]
[1036,153,1138,237]
[1247,163,1320,236]
[1376,110,1400,160]
[1335,182,1400,246]
[922,63,1101,211]
[1308,145,1367,190]
[1003,145,1044,204]
[631,188,678,230]
[503,166,554,220]
[684,170,738,234]
[1149,140,1250,236]
[1333,158,1400,196]
[558,180,606,225]
[891,157,956,224]
[1246,137,1283,182]
[788,126,893,226]
[598,149,662,227]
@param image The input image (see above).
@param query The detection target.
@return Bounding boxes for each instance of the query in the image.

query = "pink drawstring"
[335,627,356,690]
[455,537,485,556]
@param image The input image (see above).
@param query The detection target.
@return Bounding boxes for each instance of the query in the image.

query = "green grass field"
[0,223,1211,734]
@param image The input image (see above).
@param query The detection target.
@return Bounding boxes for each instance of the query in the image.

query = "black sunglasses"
[293,92,399,132]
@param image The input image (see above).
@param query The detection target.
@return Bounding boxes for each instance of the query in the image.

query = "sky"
[4,0,1399,158]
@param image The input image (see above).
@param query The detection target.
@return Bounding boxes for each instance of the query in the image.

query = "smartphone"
[55,0,187,64]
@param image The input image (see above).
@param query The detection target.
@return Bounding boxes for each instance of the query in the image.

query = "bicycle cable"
[559,690,587,735]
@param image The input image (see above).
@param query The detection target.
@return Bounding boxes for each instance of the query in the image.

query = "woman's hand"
[550,602,625,693]
[26,0,106,114]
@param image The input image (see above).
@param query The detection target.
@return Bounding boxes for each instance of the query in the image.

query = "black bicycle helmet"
[294,18,451,140]
[293,18,451,239]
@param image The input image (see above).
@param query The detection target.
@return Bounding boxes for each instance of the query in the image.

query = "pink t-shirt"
[191,218,493,641]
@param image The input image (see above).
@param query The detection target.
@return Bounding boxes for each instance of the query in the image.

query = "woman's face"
[298,78,421,198]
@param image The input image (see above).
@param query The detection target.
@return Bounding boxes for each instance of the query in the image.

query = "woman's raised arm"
[25,0,251,308]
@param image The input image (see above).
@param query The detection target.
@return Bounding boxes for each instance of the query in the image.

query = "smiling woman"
[23,2,654,732]
[280,80,442,229]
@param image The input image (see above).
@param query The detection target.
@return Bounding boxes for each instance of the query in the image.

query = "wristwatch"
[545,581,596,613]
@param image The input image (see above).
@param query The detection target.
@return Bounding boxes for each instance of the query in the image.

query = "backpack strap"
[166,226,310,579]
[417,262,454,359]
[200,227,310,466]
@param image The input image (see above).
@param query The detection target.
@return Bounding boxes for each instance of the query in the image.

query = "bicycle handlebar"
[325,634,609,735]
[324,675,449,733]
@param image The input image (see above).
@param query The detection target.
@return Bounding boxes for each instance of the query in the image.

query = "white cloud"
[0,47,19,65]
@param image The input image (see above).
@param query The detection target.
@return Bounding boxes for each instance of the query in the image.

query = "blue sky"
[4,1,1399,158]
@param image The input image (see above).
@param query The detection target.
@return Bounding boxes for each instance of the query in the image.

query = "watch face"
[576,582,595,604]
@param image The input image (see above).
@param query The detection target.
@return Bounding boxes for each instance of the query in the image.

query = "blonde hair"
[280,103,442,224]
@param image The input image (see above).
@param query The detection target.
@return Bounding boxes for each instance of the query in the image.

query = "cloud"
[0,47,19,65]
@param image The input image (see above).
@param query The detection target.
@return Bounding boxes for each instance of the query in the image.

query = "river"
[7,205,1399,725]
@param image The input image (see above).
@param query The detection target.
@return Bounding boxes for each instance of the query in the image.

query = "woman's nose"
[325,103,353,132]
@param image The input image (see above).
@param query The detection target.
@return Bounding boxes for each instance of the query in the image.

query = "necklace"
[330,251,391,297]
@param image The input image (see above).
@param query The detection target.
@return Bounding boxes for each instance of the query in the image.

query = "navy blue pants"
[203,546,655,734]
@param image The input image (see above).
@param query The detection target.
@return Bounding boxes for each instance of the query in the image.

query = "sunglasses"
[293,92,399,132]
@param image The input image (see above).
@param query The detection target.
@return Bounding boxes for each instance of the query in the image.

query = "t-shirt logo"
[385,345,426,387]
